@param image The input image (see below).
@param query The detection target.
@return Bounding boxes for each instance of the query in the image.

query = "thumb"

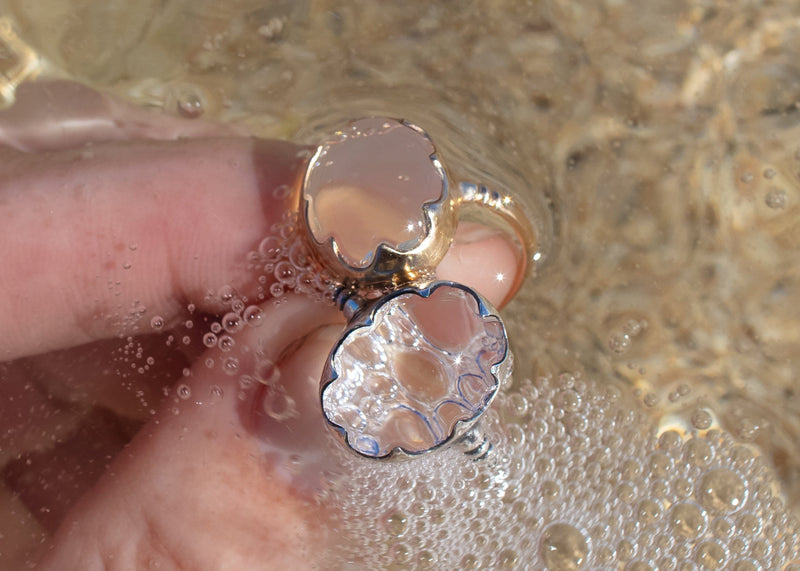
[37,295,341,570]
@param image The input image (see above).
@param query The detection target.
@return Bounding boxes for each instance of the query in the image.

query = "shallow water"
[1,0,800,569]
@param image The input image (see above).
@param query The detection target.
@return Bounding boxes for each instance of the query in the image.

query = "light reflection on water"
[1,0,800,568]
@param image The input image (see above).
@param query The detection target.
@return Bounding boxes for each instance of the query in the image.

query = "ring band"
[458,181,536,306]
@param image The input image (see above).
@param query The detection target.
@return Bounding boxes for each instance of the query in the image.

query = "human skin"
[0,81,520,569]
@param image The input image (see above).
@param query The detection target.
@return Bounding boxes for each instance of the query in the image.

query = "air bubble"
[209,385,223,401]
[539,522,588,570]
[674,477,693,499]
[691,409,713,430]
[617,539,635,561]
[176,384,192,400]
[218,285,235,303]
[211,335,230,352]
[643,393,659,407]
[390,543,411,565]
[150,316,164,330]
[694,540,726,569]
[270,282,285,297]
[497,549,518,568]
[697,469,746,513]
[649,452,671,478]
[617,482,636,503]
[657,430,681,451]
[222,312,244,334]
[710,516,733,539]
[749,538,770,560]
[684,438,713,467]
[418,550,436,569]
[670,502,706,538]
[263,390,297,421]
[222,357,239,375]
[288,241,313,270]
[764,188,787,209]
[638,499,661,524]
[272,184,291,199]
[384,512,407,537]
[255,359,280,385]
[736,513,760,536]
[608,332,632,354]
[258,236,282,262]
[559,389,581,412]
[202,332,218,348]
[296,271,316,294]
[734,417,760,441]
[542,480,560,500]
[274,261,297,286]
[279,223,295,240]
[621,459,642,480]
[244,305,264,327]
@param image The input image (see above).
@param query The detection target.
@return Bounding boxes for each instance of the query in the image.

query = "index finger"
[0,137,308,361]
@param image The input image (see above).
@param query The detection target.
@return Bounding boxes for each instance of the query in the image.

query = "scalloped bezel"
[299,118,459,287]
[319,280,510,460]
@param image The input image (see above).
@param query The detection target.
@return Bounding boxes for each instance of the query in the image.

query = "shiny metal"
[320,281,511,460]
[458,181,537,303]
[299,117,532,461]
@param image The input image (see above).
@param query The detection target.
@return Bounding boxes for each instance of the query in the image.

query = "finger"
[0,481,46,568]
[2,407,140,534]
[0,80,245,152]
[0,137,308,361]
[438,222,522,309]
[36,296,341,570]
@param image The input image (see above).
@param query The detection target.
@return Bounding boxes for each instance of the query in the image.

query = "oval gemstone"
[303,118,445,268]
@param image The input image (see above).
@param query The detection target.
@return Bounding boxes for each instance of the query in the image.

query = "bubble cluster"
[607,318,647,356]
[321,373,799,569]
[248,212,337,305]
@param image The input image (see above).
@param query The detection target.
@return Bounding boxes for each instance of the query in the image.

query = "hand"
[0,81,521,569]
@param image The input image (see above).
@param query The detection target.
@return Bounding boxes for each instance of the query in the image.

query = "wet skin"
[0,81,520,569]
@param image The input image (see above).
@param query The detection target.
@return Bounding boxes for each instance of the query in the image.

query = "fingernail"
[453,221,509,245]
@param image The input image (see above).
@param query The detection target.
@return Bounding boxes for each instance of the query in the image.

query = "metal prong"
[334,287,365,321]
[459,424,493,461]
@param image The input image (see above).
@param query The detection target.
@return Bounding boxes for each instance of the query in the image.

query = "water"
[1,0,799,569]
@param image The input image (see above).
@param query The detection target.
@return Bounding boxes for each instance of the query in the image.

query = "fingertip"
[437,222,522,309]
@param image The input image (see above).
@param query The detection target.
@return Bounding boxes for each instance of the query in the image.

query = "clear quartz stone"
[303,118,444,267]
[322,284,508,457]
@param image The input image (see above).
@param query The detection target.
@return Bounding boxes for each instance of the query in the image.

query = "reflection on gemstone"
[303,118,444,267]
[322,283,507,457]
